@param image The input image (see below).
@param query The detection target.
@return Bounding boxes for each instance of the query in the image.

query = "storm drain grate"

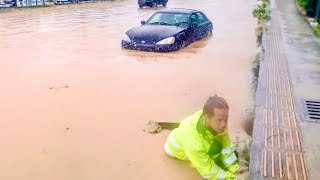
[302,99,320,122]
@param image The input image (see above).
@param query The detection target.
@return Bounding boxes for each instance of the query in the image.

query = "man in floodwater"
[164,95,239,180]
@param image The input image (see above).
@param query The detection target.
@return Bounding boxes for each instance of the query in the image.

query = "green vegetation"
[314,25,320,36]
[252,1,270,46]
[251,0,270,92]
[294,0,320,37]
[251,52,260,94]
[252,1,270,23]
[242,1,270,137]
[296,0,308,10]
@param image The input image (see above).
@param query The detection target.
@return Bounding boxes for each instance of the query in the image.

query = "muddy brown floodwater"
[0,0,257,179]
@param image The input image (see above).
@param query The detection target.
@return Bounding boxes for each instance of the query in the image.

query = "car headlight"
[156,37,175,45]
[122,33,131,42]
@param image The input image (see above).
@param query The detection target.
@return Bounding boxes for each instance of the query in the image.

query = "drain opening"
[308,110,320,113]
[306,100,320,103]
[308,107,320,110]
[310,116,320,120]
[307,103,320,107]
[309,113,320,116]
[302,99,320,122]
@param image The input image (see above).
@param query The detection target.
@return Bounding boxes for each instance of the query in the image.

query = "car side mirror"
[141,20,146,25]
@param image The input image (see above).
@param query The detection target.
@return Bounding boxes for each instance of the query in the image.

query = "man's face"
[205,108,229,133]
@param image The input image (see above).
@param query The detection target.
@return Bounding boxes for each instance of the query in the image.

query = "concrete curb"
[249,26,269,179]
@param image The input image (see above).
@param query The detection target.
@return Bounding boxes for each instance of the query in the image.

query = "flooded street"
[0,0,256,179]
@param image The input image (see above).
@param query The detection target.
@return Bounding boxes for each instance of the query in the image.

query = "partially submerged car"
[121,9,213,52]
[138,0,168,8]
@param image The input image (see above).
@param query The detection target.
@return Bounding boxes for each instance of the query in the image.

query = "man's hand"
[237,167,248,174]
[236,167,249,180]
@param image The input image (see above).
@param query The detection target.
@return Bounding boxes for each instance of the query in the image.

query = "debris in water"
[234,136,252,180]
[49,84,70,90]
[143,121,181,133]
[143,121,162,134]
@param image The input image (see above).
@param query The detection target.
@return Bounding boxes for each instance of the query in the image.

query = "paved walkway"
[250,0,320,179]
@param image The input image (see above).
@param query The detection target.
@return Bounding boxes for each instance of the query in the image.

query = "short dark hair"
[203,95,229,117]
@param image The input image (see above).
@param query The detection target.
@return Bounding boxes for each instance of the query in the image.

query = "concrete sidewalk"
[250,0,320,179]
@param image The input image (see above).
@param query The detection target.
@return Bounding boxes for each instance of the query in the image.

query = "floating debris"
[49,84,70,90]
[143,121,181,134]
[143,121,162,134]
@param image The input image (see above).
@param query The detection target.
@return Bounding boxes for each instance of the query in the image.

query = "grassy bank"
[253,0,270,46]
[296,0,308,10]
[294,0,320,37]
[235,0,270,180]
[315,25,320,35]
[242,0,270,135]
[251,0,270,93]
[237,3,270,179]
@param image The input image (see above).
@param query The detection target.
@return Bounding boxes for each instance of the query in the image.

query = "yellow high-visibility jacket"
[164,110,239,180]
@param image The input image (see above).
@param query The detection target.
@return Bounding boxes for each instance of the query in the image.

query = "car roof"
[156,8,199,14]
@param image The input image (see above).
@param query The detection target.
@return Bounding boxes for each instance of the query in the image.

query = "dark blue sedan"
[121,9,213,52]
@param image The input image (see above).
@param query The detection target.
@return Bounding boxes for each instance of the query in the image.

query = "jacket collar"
[197,113,218,139]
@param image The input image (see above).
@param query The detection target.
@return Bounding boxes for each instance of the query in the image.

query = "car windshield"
[147,13,189,27]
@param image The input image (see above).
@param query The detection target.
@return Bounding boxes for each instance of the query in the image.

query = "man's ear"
[204,114,210,125]
[203,114,208,121]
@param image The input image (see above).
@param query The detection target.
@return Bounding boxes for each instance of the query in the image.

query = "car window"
[147,13,189,26]
[190,13,199,25]
[148,13,162,23]
[196,12,207,24]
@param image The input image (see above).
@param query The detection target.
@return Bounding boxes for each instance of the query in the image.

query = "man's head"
[203,95,229,133]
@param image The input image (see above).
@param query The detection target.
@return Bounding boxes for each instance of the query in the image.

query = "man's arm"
[218,131,240,174]
[184,148,236,180]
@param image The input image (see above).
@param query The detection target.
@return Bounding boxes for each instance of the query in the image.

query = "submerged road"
[0,0,256,179]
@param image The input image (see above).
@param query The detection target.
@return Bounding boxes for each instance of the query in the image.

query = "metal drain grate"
[302,99,320,122]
